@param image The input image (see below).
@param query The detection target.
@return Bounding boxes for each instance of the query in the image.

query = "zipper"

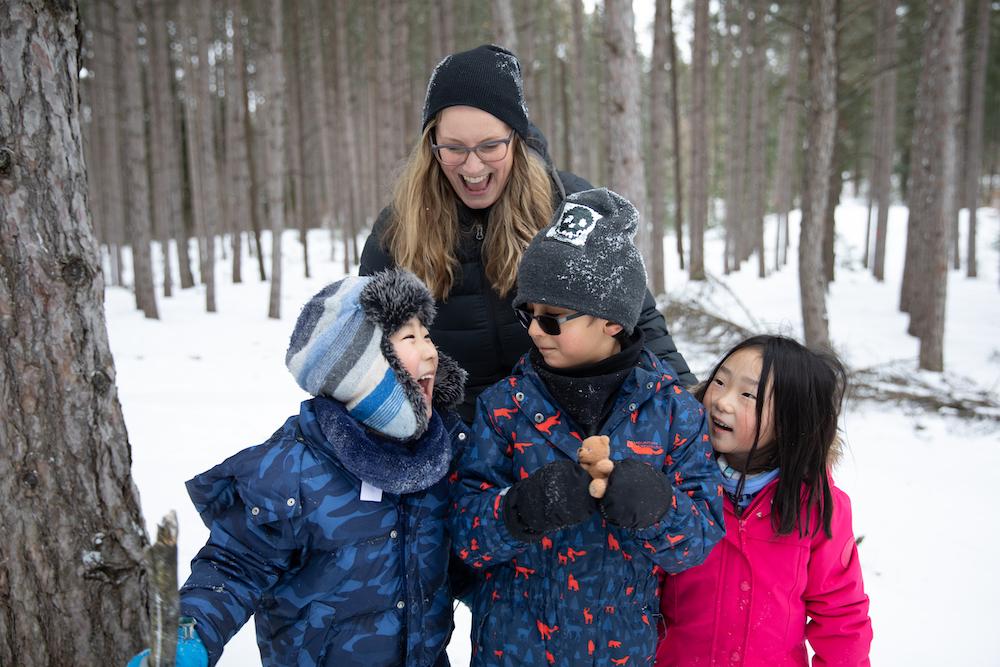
[474,223,484,241]
[398,501,409,661]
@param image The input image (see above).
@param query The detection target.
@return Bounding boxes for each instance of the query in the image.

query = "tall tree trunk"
[772,15,804,270]
[604,0,650,281]
[746,0,768,278]
[287,0,309,280]
[335,0,363,270]
[193,0,219,312]
[666,0,685,272]
[238,0,266,281]
[688,0,709,280]
[904,1,963,370]
[649,0,671,293]
[307,0,334,232]
[117,0,158,319]
[264,2,286,319]
[799,0,839,348]
[493,0,518,53]
[0,3,150,662]
[963,0,991,278]
[567,0,593,180]
[723,1,750,273]
[871,0,899,282]
[225,0,249,284]
[375,1,394,206]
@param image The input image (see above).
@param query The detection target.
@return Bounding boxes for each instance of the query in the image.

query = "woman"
[361,44,695,422]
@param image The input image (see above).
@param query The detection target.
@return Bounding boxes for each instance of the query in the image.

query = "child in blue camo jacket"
[450,188,726,666]
[129,269,466,667]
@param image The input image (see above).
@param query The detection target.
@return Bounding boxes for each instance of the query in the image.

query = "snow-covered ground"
[109,200,1000,665]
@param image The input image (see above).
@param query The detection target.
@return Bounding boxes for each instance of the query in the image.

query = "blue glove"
[126,617,209,667]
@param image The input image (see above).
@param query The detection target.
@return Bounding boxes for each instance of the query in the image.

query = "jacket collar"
[506,349,670,460]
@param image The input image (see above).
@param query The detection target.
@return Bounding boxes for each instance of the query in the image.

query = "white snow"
[111,200,1000,665]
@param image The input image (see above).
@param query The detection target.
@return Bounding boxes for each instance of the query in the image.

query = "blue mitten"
[125,617,209,667]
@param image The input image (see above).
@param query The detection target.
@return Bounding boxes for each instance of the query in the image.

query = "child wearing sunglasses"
[449,188,725,665]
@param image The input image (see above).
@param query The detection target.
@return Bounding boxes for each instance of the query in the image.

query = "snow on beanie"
[421,44,530,139]
[286,269,436,440]
[514,188,647,333]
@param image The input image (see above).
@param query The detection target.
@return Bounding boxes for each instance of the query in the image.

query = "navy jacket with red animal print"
[450,350,725,666]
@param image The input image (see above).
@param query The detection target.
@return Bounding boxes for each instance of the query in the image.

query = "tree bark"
[772,14,804,270]
[0,2,151,663]
[263,1,286,319]
[688,0,710,280]
[962,0,991,278]
[287,0,309,280]
[870,0,899,282]
[746,0,768,278]
[237,0,267,282]
[334,0,363,269]
[799,0,839,348]
[649,0,671,293]
[193,0,219,312]
[604,0,650,282]
[146,0,184,297]
[666,0,685,272]
[493,0,518,53]
[567,0,593,181]
[116,0,158,319]
[904,1,963,370]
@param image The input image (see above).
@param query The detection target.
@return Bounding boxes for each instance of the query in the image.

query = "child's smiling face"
[523,303,623,369]
[389,317,438,418]
[702,347,774,468]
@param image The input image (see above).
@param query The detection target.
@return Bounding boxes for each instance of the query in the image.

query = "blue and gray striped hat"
[286,269,436,440]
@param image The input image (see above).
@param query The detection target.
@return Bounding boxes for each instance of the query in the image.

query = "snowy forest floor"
[108,198,1000,665]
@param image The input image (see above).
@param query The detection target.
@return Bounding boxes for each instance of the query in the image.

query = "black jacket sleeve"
[359,206,395,276]
[636,289,697,386]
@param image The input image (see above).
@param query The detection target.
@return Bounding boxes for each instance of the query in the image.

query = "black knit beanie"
[421,44,530,139]
[514,188,647,333]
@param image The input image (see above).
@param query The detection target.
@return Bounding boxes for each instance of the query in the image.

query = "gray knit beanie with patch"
[513,188,647,333]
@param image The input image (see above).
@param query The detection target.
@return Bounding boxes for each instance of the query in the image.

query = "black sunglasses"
[515,307,587,336]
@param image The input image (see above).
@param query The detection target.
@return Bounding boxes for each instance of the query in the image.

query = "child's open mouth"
[711,416,733,432]
[417,373,435,411]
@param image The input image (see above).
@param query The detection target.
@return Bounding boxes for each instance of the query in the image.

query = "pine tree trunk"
[264,1,286,320]
[746,0,768,278]
[688,0,709,280]
[772,16,804,270]
[287,0,310,279]
[117,0,159,319]
[567,0,593,181]
[649,0,670,294]
[236,0,266,282]
[493,0,518,54]
[963,0,991,279]
[334,0,362,268]
[225,0,249,284]
[604,0,650,282]
[666,0,685,272]
[906,1,963,371]
[799,0,839,348]
[0,3,151,662]
[193,0,219,312]
[146,0,183,298]
[871,0,899,282]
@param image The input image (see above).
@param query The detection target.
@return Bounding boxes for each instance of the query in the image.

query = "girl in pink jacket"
[656,335,872,667]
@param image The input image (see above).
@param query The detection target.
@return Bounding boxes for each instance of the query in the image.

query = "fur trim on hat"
[359,268,436,337]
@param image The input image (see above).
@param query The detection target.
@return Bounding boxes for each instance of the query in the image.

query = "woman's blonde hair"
[385,120,554,300]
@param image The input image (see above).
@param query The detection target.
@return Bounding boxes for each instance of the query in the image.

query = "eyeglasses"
[515,307,587,336]
[430,130,515,166]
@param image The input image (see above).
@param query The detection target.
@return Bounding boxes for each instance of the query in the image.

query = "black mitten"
[502,460,598,541]
[600,459,674,530]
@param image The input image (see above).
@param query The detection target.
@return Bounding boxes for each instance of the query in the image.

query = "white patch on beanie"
[546,202,603,247]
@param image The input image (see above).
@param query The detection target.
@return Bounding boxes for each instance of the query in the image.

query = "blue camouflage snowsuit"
[450,351,725,665]
[180,397,457,667]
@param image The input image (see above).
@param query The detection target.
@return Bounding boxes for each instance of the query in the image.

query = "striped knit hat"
[286,269,437,440]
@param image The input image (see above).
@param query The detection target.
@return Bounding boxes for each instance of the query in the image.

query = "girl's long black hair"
[696,335,847,538]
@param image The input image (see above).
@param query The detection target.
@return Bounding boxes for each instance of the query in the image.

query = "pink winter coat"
[656,477,872,667]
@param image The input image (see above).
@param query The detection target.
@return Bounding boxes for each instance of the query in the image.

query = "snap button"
[646,382,654,389]
[286,498,296,507]
[396,600,406,609]
[756,511,763,518]
[458,432,467,441]
[740,581,751,591]
[390,529,398,539]
[250,507,260,516]
[534,413,544,423]
[515,392,525,401]
[628,402,637,412]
